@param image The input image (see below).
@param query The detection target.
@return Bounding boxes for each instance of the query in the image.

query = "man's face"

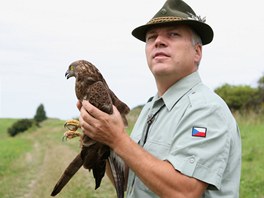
[145,24,202,81]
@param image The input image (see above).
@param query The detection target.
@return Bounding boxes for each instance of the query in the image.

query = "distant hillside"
[127,105,143,133]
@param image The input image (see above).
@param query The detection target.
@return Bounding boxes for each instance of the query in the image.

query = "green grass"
[0,118,19,138]
[0,118,34,198]
[0,138,32,175]
[0,112,263,197]
[238,115,264,198]
[0,118,32,176]
[0,118,116,198]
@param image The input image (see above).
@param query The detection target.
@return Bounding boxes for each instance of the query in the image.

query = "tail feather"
[92,160,106,189]
[51,154,83,196]
[108,151,125,198]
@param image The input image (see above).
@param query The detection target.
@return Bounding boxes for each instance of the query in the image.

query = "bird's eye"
[70,65,74,71]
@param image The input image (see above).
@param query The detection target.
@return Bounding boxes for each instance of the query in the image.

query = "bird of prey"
[51,60,130,198]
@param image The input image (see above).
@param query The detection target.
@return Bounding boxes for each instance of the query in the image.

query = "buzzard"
[51,60,130,198]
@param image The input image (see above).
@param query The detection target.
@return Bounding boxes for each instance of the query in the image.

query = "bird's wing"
[85,81,113,114]
[51,153,83,196]
[107,88,130,126]
[108,152,125,198]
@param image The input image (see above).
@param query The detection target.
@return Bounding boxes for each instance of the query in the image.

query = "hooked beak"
[65,70,73,79]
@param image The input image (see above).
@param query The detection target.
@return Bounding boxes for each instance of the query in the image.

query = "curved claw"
[62,130,82,141]
[64,119,80,131]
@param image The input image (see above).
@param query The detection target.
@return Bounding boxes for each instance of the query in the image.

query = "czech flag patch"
[192,127,207,137]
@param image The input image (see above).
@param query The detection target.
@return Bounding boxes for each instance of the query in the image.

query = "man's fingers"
[76,100,82,111]
[80,106,97,125]
[79,108,97,138]
[81,100,108,119]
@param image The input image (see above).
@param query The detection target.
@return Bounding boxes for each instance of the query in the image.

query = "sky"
[0,0,263,120]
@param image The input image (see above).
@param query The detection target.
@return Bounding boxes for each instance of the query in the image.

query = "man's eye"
[146,35,156,42]
[169,32,180,37]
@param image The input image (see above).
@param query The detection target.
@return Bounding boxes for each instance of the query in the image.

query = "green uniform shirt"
[126,71,241,198]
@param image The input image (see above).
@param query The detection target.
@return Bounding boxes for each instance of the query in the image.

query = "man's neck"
[155,70,197,96]
[156,77,179,96]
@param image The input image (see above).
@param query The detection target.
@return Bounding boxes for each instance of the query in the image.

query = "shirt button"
[189,157,195,164]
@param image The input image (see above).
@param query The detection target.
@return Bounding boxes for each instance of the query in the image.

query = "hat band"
[147,16,184,25]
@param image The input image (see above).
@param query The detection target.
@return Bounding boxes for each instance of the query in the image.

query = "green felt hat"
[132,0,214,45]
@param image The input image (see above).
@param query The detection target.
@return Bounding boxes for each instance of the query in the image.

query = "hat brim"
[132,20,214,45]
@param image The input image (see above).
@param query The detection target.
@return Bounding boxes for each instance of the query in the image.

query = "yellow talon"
[64,119,80,131]
[62,119,81,142]
[62,130,82,141]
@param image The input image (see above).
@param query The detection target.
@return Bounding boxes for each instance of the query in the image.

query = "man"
[78,0,241,197]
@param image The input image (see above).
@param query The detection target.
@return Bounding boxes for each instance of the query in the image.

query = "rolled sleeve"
[165,103,231,190]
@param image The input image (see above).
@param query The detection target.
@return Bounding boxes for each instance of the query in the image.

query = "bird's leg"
[63,130,82,141]
[64,119,80,131]
[63,119,82,141]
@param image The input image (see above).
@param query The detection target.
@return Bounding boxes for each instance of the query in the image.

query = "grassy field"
[0,112,263,198]
[0,118,116,198]
[236,113,264,198]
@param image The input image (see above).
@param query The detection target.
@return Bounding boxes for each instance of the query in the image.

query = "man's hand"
[78,100,126,148]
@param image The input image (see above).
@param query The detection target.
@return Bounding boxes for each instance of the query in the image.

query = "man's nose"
[155,35,167,48]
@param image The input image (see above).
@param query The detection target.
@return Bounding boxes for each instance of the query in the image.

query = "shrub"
[215,84,259,111]
[7,119,33,137]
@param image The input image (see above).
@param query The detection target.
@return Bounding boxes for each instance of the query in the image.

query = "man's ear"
[194,44,202,65]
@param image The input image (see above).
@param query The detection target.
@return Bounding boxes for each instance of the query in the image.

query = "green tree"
[215,84,258,111]
[257,74,264,100]
[257,74,264,113]
[34,104,47,123]
[257,74,264,89]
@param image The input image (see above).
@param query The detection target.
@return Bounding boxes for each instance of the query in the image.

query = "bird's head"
[65,60,103,84]
[65,63,78,79]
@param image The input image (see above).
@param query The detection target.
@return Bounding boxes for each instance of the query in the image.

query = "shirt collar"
[152,71,202,111]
